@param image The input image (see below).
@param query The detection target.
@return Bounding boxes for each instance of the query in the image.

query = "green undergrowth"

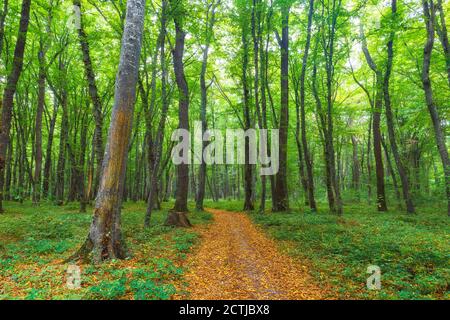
[205,199,449,300]
[0,200,212,300]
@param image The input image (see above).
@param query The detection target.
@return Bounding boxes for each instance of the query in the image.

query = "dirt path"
[177,208,329,300]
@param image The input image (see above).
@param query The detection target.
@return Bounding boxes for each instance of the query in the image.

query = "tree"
[167,0,192,227]
[145,0,170,227]
[360,23,388,212]
[434,0,450,87]
[73,0,104,195]
[273,2,290,212]
[421,0,450,216]
[298,0,317,212]
[0,0,8,56]
[70,0,146,262]
[196,0,220,211]
[383,0,415,214]
[0,0,32,213]
[240,0,254,212]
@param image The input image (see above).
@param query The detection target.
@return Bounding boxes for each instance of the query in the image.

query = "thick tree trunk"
[0,0,31,213]
[170,0,191,223]
[422,0,450,216]
[70,0,146,262]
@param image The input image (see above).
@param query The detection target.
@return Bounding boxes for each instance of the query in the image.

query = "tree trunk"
[33,42,46,205]
[422,0,450,216]
[0,0,31,213]
[435,0,450,87]
[0,0,7,56]
[351,134,361,193]
[361,24,388,212]
[273,5,290,212]
[384,0,415,213]
[242,28,254,211]
[312,54,335,213]
[79,112,88,213]
[70,0,146,263]
[299,0,316,211]
[324,0,343,215]
[145,0,170,227]
[367,115,373,204]
[381,135,402,209]
[73,0,104,196]
[54,65,69,206]
[43,98,58,198]
[169,0,191,223]
[196,0,219,211]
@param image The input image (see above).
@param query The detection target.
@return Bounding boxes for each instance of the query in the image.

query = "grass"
[205,199,450,300]
[0,200,212,300]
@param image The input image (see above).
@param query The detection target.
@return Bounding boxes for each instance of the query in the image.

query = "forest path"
[176,208,329,300]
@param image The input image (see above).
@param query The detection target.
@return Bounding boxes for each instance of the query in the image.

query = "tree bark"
[299,0,317,211]
[273,5,290,212]
[435,0,450,87]
[33,41,46,205]
[145,0,170,227]
[351,134,361,193]
[312,50,335,212]
[169,0,191,222]
[0,0,8,57]
[324,0,343,215]
[42,97,58,197]
[196,0,219,211]
[360,24,388,212]
[384,0,415,213]
[0,0,31,213]
[73,0,104,196]
[54,62,69,206]
[422,0,450,216]
[70,0,146,262]
[241,26,254,212]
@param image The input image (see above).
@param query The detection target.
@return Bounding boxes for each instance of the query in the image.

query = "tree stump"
[164,210,192,228]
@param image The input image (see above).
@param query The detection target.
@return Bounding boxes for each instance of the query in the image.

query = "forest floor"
[0,201,212,300]
[204,200,449,300]
[176,208,330,300]
[0,199,448,300]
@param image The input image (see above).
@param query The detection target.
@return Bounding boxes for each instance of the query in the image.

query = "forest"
[0,0,448,301]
